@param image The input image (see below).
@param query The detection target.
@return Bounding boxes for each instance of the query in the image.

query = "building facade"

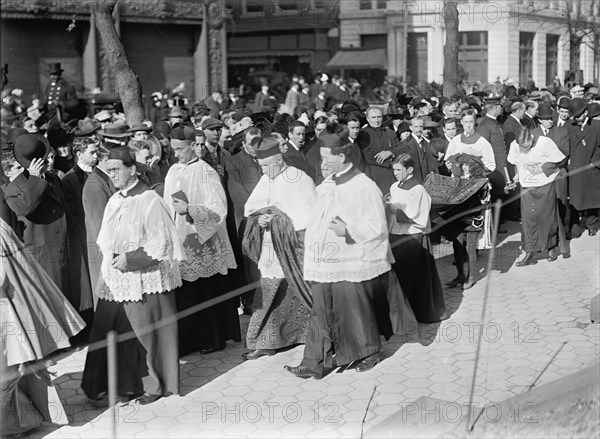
[0,0,337,105]
[337,0,600,89]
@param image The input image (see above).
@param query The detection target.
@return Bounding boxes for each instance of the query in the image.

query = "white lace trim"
[188,204,221,244]
[98,260,183,302]
[303,260,390,283]
[179,232,237,281]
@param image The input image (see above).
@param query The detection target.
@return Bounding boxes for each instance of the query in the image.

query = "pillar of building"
[580,32,595,84]
[557,33,570,84]
[532,32,546,89]
[428,24,444,84]
[386,13,407,83]
[486,28,511,84]
[82,14,98,96]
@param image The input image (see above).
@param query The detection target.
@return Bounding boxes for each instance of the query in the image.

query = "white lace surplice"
[96,190,185,302]
[164,159,237,281]
[244,170,316,279]
[303,173,392,283]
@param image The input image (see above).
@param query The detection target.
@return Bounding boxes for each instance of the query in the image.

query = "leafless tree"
[443,0,460,98]
[91,0,144,123]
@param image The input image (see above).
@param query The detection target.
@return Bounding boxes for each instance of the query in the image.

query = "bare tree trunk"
[443,1,460,98]
[91,0,144,124]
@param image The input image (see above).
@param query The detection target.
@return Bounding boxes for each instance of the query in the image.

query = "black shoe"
[516,253,537,267]
[498,228,508,234]
[136,393,162,405]
[242,349,276,360]
[200,344,225,355]
[562,252,571,259]
[355,355,380,373]
[284,364,320,379]
[548,249,558,262]
[446,276,466,288]
[589,229,598,237]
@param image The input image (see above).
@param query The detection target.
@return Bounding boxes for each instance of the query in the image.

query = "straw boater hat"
[94,110,112,123]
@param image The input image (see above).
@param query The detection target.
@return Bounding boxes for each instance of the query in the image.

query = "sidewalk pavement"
[28,221,600,438]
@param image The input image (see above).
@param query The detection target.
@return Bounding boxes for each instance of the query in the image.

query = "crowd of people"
[1,62,600,435]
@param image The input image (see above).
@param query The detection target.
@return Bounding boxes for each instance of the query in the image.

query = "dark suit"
[226,148,262,231]
[502,115,523,151]
[5,171,70,301]
[82,167,117,301]
[566,119,600,233]
[522,113,538,130]
[532,125,571,250]
[398,135,439,184]
[62,165,94,312]
[477,115,508,202]
[362,126,403,194]
[282,141,315,182]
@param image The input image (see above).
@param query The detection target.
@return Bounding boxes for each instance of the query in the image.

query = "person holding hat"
[4,134,71,300]
[508,127,566,265]
[43,62,78,122]
[285,132,415,379]
[164,122,240,357]
[81,145,184,406]
[431,117,458,175]
[241,134,316,360]
[566,98,600,236]
[398,116,440,184]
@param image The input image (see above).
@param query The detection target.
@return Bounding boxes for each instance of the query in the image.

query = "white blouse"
[388,179,432,235]
[508,136,565,188]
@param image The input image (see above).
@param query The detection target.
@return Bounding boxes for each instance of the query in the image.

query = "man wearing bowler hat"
[4,134,71,302]
[43,62,78,122]
[566,98,600,236]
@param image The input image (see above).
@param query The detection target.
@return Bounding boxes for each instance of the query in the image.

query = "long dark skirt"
[81,298,146,399]
[390,233,446,323]
[175,274,241,357]
[301,275,389,376]
[246,277,311,350]
[521,182,558,253]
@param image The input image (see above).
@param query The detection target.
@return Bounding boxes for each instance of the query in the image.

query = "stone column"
[195,0,227,102]
[532,32,546,89]
[580,32,595,84]
[83,13,98,97]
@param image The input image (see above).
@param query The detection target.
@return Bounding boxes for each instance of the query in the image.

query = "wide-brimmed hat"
[98,123,131,138]
[14,134,49,168]
[94,110,112,122]
[570,85,585,96]
[127,122,152,133]
[537,103,554,119]
[569,98,587,118]
[49,62,64,74]
[587,102,600,118]
[73,117,101,136]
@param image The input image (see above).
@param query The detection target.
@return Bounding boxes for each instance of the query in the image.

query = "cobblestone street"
[28,222,600,438]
